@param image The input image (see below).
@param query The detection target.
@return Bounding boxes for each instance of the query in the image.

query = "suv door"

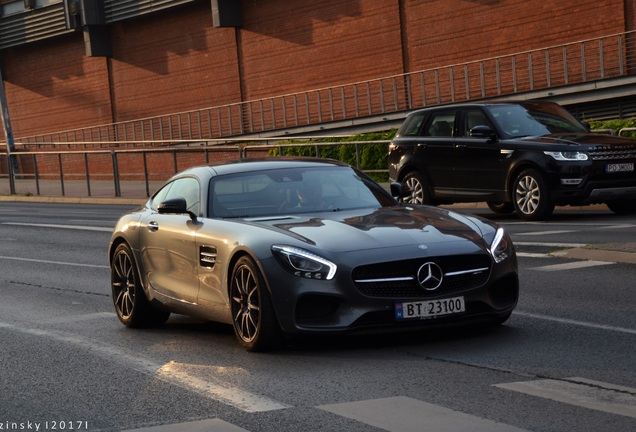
[452,108,510,201]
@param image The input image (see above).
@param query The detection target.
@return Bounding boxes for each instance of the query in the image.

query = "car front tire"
[111,243,170,328]
[512,169,554,221]
[230,256,282,352]
[402,171,432,205]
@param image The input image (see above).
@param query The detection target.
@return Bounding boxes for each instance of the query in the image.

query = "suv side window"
[425,112,455,137]
[399,113,427,136]
[463,109,491,137]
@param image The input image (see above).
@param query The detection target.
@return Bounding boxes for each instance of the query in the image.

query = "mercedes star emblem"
[417,262,444,291]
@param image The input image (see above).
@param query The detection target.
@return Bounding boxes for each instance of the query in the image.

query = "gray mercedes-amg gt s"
[109,158,518,351]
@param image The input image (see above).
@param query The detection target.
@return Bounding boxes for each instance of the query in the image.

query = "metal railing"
[12,31,636,147]
[0,140,390,198]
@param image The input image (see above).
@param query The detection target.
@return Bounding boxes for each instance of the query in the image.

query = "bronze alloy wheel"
[111,243,169,328]
[230,256,281,351]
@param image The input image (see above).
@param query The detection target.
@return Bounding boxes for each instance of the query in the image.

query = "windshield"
[209,166,396,218]
[487,104,588,138]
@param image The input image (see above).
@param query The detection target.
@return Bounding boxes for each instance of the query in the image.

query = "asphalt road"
[0,202,634,432]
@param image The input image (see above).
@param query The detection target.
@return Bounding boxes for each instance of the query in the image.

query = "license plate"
[395,296,465,320]
[606,163,634,173]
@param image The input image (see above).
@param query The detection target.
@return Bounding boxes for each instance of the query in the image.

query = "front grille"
[352,255,491,298]
[588,147,636,161]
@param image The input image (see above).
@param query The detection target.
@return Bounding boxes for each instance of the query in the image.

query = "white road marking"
[514,311,636,335]
[319,396,529,432]
[512,242,586,248]
[0,255,109,269]
[495,378,636,419]
[0,321,291,413]
[122,419,249,432]
[1,222,112,232]
[514,230,575,236]
[516,252,551,258]
[530,260,615,271]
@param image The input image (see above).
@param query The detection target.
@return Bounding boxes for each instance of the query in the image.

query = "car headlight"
[489,228,513,264]
[544,151,588,161]
[272,245,337,280]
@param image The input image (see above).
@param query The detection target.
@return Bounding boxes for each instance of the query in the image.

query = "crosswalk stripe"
[494,378,636,419]
[122,418,249,432]
[318,396,529,432]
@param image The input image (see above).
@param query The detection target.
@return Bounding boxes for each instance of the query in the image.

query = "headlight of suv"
[544,151,588,161]
[272,245,337,280]
[489,228,513,264]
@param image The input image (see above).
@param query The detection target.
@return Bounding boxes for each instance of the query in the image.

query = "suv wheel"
[607,200,636,214]
[402,171,431,205]
[512,169,554,221]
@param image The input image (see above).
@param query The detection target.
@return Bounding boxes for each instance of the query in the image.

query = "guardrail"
[0,140,390,198]
[12,30,636,147]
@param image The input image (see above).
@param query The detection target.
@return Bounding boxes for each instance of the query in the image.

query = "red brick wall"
[239,0,404,99]
[109,5,241,122]
[402,0,627,71]
[3,34,113,137]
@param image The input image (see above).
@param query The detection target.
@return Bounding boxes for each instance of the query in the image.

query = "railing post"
[143,151,150,197]
[58,153,65,196]
[84,153,91,197]
[112,151,121,197]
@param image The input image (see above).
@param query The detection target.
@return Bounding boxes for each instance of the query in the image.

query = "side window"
[463,109,490,137]
[425,112,455,137]
[399,113,427,136]
[151,178,200,215]
[150,183,173,211]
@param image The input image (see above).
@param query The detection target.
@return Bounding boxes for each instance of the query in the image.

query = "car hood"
[244,205,491,254]
[517,133,636,148]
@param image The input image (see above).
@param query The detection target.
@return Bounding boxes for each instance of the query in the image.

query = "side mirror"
[390,182,411,199]
[470,125,496,139]
[158,197,197,221]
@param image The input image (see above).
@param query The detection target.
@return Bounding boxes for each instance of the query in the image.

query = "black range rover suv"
[388,100,636,220]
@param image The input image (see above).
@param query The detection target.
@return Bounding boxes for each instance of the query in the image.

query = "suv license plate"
[606,163,634,173]
[395,296,465,320]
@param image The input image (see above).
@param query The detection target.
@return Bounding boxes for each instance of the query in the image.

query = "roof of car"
[405,99,558,116]
[177,157,350,178]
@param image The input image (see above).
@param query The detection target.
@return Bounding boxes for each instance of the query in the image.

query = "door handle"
[147,221,159,232]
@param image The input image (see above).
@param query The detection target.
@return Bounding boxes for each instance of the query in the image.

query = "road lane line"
[1,222,112,232]
[512,242,586,248]
[0,321,291,413]
[530,260,614,271]
[318,396,529,432]
[494,378,636,419]
[514,230,575,236]
[514,311,636,335]
[0,255,109,269]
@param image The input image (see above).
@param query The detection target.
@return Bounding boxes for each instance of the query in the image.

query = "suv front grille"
[588,147,636,161]
[352,255,491,298]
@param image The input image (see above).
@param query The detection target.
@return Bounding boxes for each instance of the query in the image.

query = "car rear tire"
[512,169,554,221]
[606,200,636,214]
[487,201,514,214]
[111,243,170,328]
[230,256,282,352]
[402,171,432,205]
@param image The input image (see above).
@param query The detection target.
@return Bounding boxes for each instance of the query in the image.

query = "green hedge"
[268,130,397,181]
[588,119,636,138]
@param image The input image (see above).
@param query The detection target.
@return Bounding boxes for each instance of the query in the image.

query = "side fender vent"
[200,246,217,268]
